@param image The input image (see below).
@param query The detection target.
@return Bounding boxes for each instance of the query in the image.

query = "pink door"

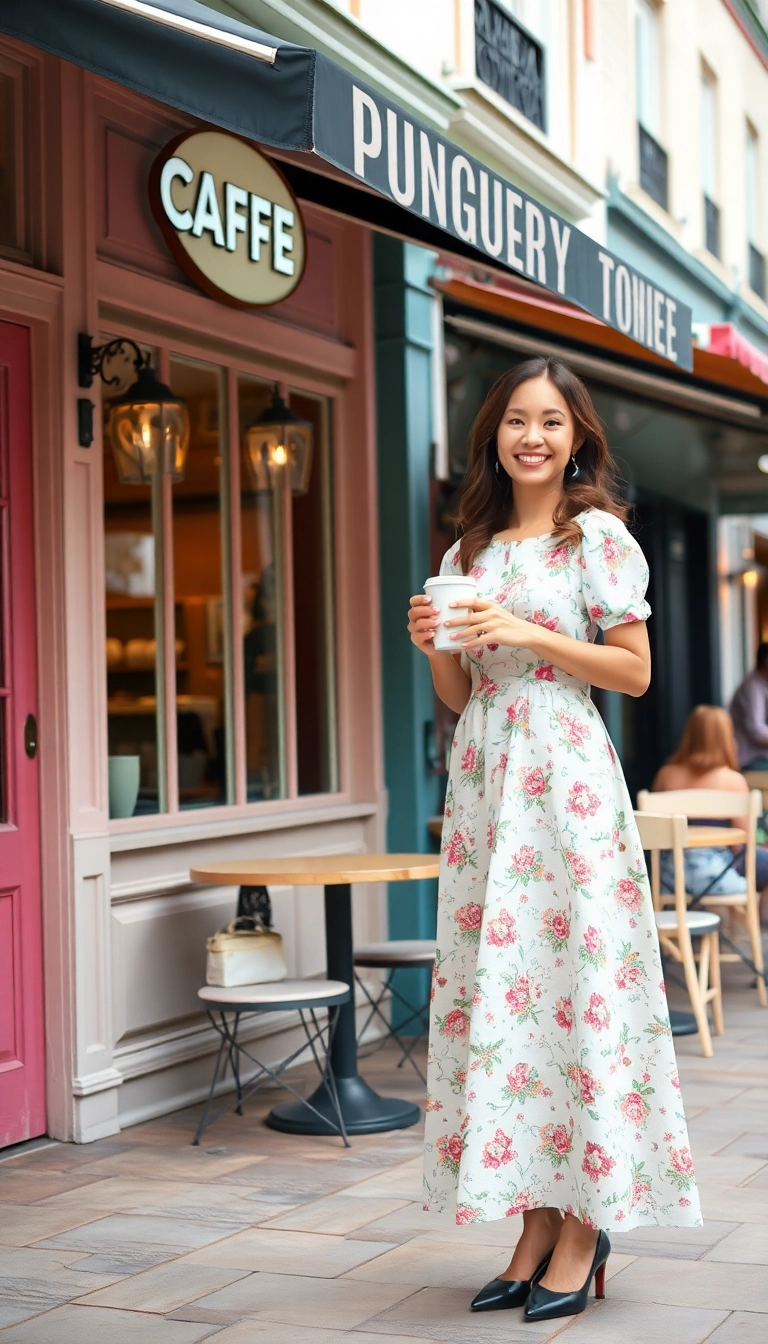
[0,321,45,1146]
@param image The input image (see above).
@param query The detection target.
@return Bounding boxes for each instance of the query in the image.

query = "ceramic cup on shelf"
[108,755,140,819]
[424,575,478,652]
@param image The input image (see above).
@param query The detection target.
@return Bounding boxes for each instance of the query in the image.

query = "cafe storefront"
[0,0,695,1146]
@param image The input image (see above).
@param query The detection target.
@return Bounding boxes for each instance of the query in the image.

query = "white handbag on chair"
[206,915,287,987]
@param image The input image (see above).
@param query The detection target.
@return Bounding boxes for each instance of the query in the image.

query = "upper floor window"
[700,66,720,258]
[103,339,338,818]
[635,0,660,138]
[635,0,668,210]
[474,0,546,133]
[746,122,766,299]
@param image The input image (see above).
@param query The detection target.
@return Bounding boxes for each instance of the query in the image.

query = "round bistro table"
[189,853,440,1136]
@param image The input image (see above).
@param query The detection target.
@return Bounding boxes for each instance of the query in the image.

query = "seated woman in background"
[652,704,768,920]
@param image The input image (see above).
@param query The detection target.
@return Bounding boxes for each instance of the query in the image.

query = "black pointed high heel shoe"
[524,1229,610,1322]
[470,1251,553,1312]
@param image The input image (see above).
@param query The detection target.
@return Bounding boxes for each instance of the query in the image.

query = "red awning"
[695,323,768,388]
[437,262,768,403]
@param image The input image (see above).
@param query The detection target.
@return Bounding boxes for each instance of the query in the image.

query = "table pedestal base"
[266,1075,420,1137]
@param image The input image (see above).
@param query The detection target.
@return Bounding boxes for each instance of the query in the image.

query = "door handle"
[24,713,38,759]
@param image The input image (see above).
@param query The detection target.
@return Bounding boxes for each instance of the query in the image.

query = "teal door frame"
[374,236,441,1017]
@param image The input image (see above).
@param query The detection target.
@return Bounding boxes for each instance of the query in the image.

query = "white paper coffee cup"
[424,576,478,652]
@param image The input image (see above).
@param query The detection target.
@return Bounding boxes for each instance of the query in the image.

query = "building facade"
[0,29,392,1145]
[3,0,767,1147]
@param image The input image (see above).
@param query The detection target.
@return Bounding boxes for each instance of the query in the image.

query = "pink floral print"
[481,1128,517,1168]
[424,509,699,1231]
[566,781,601,818]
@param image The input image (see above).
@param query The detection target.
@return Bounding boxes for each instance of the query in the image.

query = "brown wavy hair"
[453,356,626,573]
[668,705,739,773]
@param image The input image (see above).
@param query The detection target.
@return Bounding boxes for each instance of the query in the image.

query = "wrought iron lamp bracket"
[77,333,148,390]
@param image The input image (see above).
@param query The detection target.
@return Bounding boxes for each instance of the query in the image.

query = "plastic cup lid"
[424,576,477,587]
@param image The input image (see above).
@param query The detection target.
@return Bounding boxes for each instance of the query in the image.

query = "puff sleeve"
[579,510,651,630]
[439,541,463,576]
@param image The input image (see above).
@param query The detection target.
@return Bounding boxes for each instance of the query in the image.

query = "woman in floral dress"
[408,357,701,1323]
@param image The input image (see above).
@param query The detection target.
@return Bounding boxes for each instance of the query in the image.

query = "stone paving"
[1,969,767,1343]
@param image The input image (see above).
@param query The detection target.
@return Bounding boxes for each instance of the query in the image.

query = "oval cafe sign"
[149,130,305,308]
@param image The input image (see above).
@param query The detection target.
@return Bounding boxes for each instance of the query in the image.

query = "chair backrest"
[637,786,760,892]
[634,810,687,852]
[636,787,759,822]
[634,810,689,923]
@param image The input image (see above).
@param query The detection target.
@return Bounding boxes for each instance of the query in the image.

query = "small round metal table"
[190,854,440,1136]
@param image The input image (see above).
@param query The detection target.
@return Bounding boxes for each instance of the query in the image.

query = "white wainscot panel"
[112,885,239,1041]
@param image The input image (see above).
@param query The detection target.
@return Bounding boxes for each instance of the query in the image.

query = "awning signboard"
[313,61,691,367]
[1,0,693,369]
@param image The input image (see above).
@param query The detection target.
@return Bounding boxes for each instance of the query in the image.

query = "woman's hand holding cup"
[409,576,479,656]
[408,594,441,656]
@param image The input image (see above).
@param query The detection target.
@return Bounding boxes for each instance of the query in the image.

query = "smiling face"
[496,375,579,492]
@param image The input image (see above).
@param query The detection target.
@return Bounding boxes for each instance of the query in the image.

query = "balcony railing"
[475,0,546,132]
[704,195,720,259]
[749,242,766,300]
[638,124,669,211]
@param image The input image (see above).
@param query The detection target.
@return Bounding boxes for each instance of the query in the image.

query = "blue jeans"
[660,846,746,898]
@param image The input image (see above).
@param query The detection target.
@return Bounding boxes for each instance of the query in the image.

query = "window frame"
[104,321,343,831]
[699,64,717,205]
[746,120,759,246]
[635,0,661,141]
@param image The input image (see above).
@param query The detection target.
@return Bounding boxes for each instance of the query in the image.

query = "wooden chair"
[634,811,723,1057]
[637,788,767,1008]
[743,770,768,814]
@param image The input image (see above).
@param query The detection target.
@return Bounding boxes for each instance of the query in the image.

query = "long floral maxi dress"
[423,508,702,1231]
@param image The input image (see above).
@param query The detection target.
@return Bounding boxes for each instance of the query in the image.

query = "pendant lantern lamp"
[108,364,190,485]
[78,334,190,483]
[244,386,313,495]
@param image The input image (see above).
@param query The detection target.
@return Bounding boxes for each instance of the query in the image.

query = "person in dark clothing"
[729,643,768,769]
[243,564,279,794]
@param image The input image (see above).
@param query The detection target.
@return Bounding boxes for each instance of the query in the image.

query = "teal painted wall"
[374,235,440,1020]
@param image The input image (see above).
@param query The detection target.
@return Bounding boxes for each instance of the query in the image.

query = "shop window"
[169,356,230,809]
[103,343,337,819]
[239,375,285,801]
[290,390,338,796]
[103,342,164,814]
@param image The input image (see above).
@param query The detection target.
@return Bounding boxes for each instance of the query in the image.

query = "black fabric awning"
[1,0,693,369]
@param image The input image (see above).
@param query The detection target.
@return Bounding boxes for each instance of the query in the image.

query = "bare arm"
[451,599,651,698]
[428,651,472,715]
[408,594,471,715]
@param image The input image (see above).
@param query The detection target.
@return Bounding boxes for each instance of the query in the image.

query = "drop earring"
[495,458,499,474]
[569,453,580,480]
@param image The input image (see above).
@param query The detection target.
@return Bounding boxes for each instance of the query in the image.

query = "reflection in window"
[239,376,284,801]
[103,344,162,816]
[290,391,337,795]
[169,356,229,809]
[103,346,340,817]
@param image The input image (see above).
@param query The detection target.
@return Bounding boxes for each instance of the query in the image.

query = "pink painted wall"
[0,42,385,1139]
